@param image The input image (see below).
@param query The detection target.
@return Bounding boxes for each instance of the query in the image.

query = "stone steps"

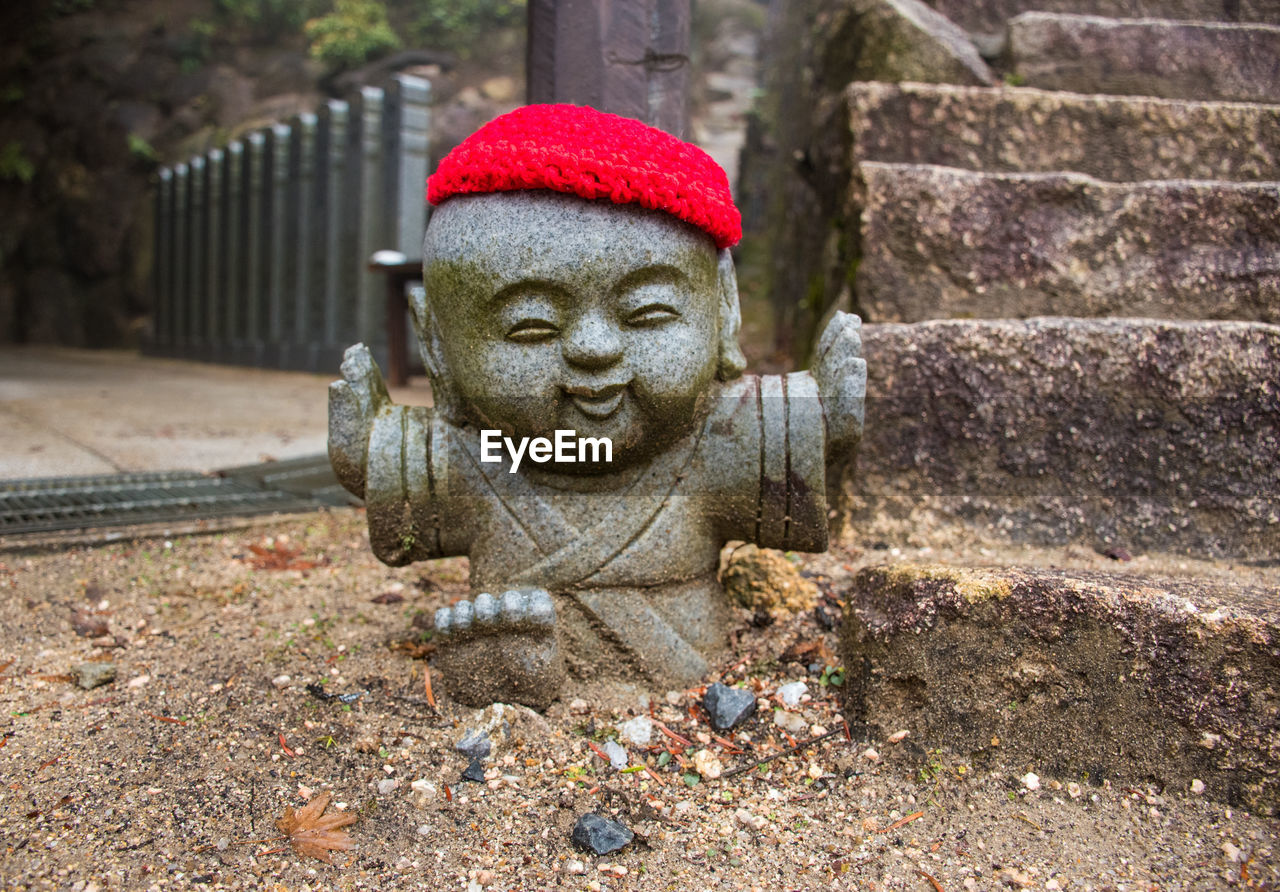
[823,82,1280,192]
[838,564,1280,815]
[923,0,1280,40]
[1008,13,1280,103]
[856,163,1280,323]
[848,317,1280,560]
[807,83,1280,324]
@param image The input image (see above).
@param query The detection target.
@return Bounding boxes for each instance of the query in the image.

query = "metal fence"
[148,74,430,374]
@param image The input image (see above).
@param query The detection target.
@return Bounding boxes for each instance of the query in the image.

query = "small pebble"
[704,682,757,730]
[735,808,766,831]
[126,674,150,689]
[271,674,291,688]
[73,662,116,690]
[462,758,486,783]
[416,824,432,836]
[569,697,590,713]
[377,778,398,796]
[456,729,491,761]
[777,681,808,708]
[619,715,653,747]
[692,748,723,780]
[1022,772,1041,791]
[861,747,880,762]
[1190,778,1205,794]
[603,739,628,770]
[571,812,633,855]
[887,729,909,744]
[774,709,807,735]
[1067,782,1082,799]
[565,858,586,875]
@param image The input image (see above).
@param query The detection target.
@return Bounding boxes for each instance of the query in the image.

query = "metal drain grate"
[0,454,356,537]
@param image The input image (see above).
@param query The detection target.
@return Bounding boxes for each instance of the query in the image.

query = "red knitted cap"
[427,104,741,250]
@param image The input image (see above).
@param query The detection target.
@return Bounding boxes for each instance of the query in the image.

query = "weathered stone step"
[815,82,1280,197]
[839,565,1280,815]
[1009,13,1280,104]
[923,0,1280,39]
[856,162,1280,323]
[846,318,1280,560]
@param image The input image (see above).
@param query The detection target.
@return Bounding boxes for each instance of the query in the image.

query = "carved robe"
[356,373,830,681]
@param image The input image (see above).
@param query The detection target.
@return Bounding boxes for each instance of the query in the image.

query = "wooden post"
[187,156,206,356]
[224,140,245,362]
[171,162,189,356]
[205,148,224,357]
[289,112,318,371]
[527,0,691,138]
[152,168,172,355]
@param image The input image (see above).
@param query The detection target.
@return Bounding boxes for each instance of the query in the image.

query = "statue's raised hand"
[812,311,867,459]
[328,343,392,499]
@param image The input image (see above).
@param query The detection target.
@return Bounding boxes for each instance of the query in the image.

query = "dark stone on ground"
[461,758,486,783]
[455,729,491,761]
[571,812,634,855]
[704,682,758,731]
[839,565,1280,815]
[849,319,1280,560]
[73,662,116,690]
[856,164,1280,323]
[1009,13,1280,104]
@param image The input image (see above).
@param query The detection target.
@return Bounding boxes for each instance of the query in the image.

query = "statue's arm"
[709,313,865,552]
[329,344,390,499]
[812,311,867,460]
[328,343,461,566]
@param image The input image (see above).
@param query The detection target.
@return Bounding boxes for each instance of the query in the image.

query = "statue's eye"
[626,304,680,327]
[506,319,559,343]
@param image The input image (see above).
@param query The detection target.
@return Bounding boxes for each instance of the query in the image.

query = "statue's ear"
[716,248,747,381]
[407,283,462,418]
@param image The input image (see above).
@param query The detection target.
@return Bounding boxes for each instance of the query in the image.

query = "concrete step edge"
[839,564,1280,814]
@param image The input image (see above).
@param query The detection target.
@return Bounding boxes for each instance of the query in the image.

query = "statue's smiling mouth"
[564,383,627,419]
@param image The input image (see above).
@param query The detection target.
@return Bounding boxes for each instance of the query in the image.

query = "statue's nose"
[562,313,623,371]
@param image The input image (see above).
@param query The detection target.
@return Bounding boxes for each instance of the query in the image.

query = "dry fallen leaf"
[243,539,327,572]
[275,790,356,864]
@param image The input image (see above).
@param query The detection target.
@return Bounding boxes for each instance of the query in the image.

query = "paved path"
[0,347,429,480]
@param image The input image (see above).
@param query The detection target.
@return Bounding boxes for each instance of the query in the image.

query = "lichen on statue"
[329,104,866,709]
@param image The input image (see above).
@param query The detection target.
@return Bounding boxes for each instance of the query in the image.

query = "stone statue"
[329,105,866,709]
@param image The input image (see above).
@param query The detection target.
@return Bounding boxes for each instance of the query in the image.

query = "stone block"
[1010,13,1280,104]
[856,163,1280,323]
[824,82,1280,193]
[922,0,1280,39]
[816,0,993,88]
[840,565,1280,814]
[849,318,1280,559]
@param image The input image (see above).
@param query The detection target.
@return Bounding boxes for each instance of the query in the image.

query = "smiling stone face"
[422,191,725,471]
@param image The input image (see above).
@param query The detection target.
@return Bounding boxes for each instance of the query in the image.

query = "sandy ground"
[1,508,1276,891]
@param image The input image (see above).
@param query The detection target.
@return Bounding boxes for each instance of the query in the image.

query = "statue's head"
[414,104,746,471]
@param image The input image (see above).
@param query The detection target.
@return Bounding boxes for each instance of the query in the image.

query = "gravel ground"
[1,508,1276,890]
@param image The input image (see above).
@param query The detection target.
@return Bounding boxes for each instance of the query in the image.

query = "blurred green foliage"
[127,133,159,163]
[406,0,525,49]
[218,0,324,40]
[0,142,36,184]
[305,0,400,69]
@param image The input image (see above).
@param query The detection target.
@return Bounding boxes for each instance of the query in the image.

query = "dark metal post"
[527,0,691,138]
